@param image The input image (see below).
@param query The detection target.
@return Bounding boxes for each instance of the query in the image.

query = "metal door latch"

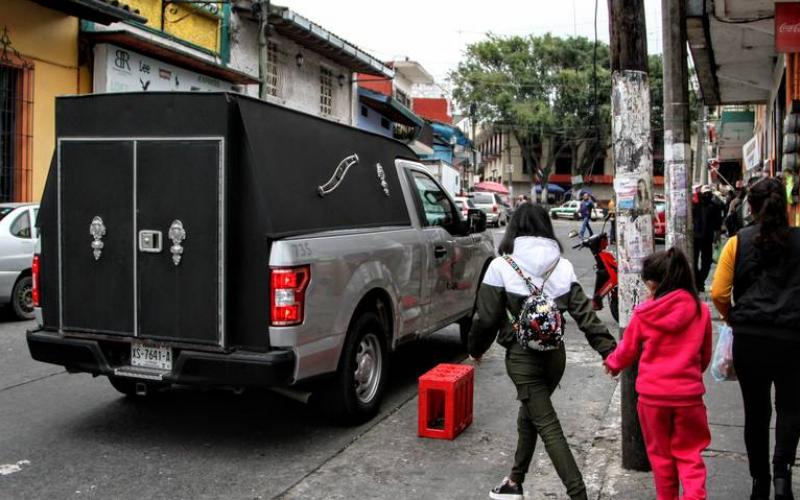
[168,220,186,266]
[89,216,106,260]
[138,230,163,253]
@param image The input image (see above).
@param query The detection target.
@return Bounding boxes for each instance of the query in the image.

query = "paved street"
[2,221,796,499]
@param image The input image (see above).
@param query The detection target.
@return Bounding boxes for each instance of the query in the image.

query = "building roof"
[31,0,147,25]
[687,0,775,105]
[358,87,424,129]
[391,59,434,85]
[265,5,394,78]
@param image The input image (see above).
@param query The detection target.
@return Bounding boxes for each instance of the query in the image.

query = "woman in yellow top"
[711,177,800,500]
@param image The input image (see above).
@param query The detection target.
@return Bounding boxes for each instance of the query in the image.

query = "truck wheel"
[320,311,388,424]
[107,376,165,397]
[11,275,34,320]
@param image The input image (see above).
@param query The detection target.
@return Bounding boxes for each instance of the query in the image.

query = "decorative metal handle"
[168,220,186,266]
[89,216,106,261]
[317,154,359,197]
[376,163,390,196]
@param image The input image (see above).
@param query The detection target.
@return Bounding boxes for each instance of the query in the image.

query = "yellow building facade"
[0,0,230,202]
[0,0,82,202]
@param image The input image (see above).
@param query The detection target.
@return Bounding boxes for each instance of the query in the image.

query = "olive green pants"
[506,343,587,500]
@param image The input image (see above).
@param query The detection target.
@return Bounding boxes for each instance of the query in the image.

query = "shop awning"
[687,0,775,105]
[82,30,259,84]
[31,0,147,25]
[358,88,425,129]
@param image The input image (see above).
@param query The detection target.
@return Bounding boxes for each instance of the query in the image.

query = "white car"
[0,203,39,319]
[549,201,604,221]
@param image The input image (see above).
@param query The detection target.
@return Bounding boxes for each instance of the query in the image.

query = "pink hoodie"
[605,290,712,406]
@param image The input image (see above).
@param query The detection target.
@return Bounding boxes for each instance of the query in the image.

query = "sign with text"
[776,2,800,53]
[93,44,240,93]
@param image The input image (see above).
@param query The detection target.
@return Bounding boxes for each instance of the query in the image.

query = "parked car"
[654,196,666,240]
[549,200,603,221]
[27,92,495,425]
[0,203,39,319]
[470,191,509,227]
[454,196,477,221]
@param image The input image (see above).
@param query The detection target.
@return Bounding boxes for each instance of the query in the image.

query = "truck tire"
[11,275,34,320]
[319,311,388,424]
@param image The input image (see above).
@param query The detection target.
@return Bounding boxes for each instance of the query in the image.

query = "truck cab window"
[411,171,455,228]
[10,211,30,239]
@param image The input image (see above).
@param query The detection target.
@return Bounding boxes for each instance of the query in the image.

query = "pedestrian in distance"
[692,185,723,293]
[578,192,594,240]
[468,203,617,500]
[604,248,713,500]
[711,177,800,500]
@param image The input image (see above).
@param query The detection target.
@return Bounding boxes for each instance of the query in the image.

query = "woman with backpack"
[468,203,617,500]
[711,177,800,500]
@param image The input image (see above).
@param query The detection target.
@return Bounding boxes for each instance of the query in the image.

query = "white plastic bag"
[711,325,737,382]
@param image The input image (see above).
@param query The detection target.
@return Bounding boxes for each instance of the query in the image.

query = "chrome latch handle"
[89,216,106,261]
[168,220,186,266]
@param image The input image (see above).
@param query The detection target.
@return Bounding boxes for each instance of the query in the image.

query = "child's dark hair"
[641,247,701,312]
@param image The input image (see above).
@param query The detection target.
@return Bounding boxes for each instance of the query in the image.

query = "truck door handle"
[434,245,448,258]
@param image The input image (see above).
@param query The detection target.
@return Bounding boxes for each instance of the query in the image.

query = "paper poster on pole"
[614,177,638,210]
[617,215,654,273]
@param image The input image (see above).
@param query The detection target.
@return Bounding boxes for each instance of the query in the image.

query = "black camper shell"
[28,92,417,387]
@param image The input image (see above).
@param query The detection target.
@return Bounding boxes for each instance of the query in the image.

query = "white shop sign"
[94,44,239,94]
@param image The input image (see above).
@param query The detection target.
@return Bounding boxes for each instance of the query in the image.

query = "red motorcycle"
[570,226,619,322]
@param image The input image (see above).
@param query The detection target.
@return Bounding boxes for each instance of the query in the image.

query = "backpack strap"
[503,255,537,294]
[503,255,560,295]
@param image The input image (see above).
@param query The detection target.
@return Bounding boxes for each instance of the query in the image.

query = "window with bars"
[320,67,333,116]
[0,63,33,203]
[265,42,280,97]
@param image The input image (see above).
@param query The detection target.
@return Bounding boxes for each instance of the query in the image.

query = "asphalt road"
[0,220,601,500]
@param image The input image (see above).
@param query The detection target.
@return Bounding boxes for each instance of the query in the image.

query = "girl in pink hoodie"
[605,248,713,500]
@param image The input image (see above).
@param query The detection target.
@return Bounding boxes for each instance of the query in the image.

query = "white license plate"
[131,343,172,371]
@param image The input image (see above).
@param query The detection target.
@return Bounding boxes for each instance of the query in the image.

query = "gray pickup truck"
[27,93,494,423]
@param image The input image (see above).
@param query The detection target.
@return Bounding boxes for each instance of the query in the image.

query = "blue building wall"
[356,100,393,138]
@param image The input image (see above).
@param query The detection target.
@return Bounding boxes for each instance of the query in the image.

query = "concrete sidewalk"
[279,316,799,500]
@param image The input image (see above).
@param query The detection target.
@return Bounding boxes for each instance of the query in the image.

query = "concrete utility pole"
[257,0,271,100]
[662,0,693,254]
[608,0,653,472]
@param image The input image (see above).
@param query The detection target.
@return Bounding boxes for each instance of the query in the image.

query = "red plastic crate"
[418,363,474,440]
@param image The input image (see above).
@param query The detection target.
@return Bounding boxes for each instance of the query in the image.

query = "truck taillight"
[270,266,310,326]
[492,205,498,213]
[32,254,40,308]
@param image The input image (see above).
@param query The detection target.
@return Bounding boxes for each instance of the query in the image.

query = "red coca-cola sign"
[777,2,800,53]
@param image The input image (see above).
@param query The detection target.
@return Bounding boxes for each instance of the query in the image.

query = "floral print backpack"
[503,255,565,351]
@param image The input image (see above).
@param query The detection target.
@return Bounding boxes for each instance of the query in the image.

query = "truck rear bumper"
[26,330,296,388]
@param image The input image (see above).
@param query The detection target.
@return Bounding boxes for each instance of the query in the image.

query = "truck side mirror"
[467,209,487,234]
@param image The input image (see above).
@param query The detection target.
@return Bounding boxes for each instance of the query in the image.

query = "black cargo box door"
[60,140,135,335]
[136,140,223,346]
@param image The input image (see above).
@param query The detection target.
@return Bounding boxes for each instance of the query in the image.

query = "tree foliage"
[451,34,612,196]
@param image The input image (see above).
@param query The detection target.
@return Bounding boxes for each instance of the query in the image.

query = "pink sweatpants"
[637,401,711,500]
